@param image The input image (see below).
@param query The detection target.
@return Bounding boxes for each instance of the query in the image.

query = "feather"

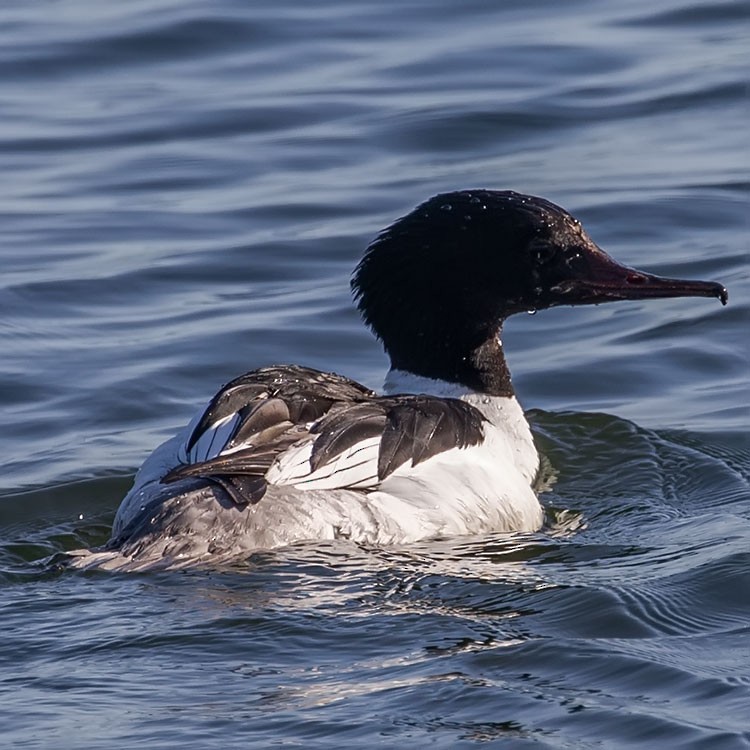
[309,403,387,471]
[162,365,486,507]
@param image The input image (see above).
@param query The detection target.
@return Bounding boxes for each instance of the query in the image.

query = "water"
[1,0,748,747]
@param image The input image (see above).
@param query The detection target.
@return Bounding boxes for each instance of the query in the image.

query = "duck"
[74,190,727,570]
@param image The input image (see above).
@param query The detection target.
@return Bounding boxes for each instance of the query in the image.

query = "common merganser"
[74,190,727,570]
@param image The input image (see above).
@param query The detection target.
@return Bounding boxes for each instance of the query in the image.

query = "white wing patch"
[181,413,241,464]
[267,435,382,491]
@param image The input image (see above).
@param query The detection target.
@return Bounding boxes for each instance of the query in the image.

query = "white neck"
[383,369,482,398]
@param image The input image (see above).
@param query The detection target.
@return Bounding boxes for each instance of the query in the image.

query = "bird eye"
[564,249,585,270]
[532,242,557,265]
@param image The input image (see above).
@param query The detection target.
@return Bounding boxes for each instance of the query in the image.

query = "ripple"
[0,0,748,747]
[618,0,749,27]
[608,551,750,636]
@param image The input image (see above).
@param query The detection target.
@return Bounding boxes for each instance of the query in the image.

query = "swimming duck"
[80,190,727,569]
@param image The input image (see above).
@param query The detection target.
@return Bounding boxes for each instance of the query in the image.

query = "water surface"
[0,0,748,747]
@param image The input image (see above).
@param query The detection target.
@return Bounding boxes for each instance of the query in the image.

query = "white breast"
[372,370,543,536]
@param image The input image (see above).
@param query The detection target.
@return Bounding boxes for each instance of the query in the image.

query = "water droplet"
[469,196,481,204]
[78,513,84,520]
[440,203,453,212]
[527,309,537,316]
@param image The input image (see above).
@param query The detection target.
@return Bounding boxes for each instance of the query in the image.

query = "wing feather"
[162,364,486,506]
[309,403,388,472]
[378,398,485,479]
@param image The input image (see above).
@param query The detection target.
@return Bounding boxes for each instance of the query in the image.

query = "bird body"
[103,367,540,568]
[70,190,726,570]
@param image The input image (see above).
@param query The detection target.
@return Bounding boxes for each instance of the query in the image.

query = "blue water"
[1,0,748,747]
